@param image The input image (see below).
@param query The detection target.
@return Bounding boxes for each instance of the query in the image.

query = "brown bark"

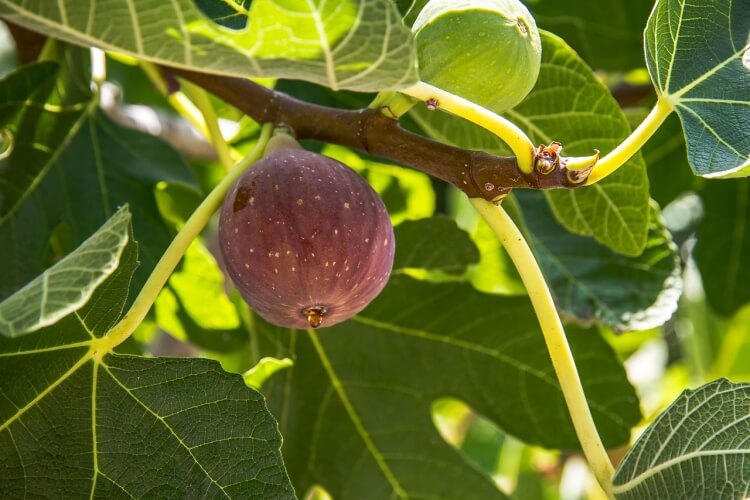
[166,67,587,200]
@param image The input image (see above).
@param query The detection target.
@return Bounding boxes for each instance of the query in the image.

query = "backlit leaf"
[645,0,750,177]
[0,0,418,92]
[613,379,750,499]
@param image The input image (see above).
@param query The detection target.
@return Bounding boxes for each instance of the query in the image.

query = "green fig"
[413,0,542,113]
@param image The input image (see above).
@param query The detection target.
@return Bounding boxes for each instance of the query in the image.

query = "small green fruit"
[413,0,542,113]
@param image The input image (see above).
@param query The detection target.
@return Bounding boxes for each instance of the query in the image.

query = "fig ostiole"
[219,137,395,330]
[413,0,542,114]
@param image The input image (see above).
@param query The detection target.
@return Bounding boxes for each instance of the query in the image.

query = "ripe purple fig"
[219,142,395,329]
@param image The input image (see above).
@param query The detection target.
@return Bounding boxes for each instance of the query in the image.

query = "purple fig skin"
[219,148,395,329]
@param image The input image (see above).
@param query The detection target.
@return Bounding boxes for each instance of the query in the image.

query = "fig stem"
[470,197,615,499]
[400,81,537,174]
[368,91,417,119]
[140,61,211,139]
[586,96,673,184]
[97,123,275,353]
[180,79,237,170]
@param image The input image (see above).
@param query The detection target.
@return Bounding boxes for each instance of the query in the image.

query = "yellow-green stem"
[180,79,236,170]
[139,61,210,138]
[470,198,614,498]
[368,91,417,119]
[587,97,673,184]
[97,123,274,352]
[401,81,536,174]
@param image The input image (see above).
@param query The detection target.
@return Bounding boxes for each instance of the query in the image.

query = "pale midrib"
[679,105,744,158]
[352,314,631,428]
[0,340,92,357]
[89,118,112,218]
[0,351,92,433]
[306,0,337,90]
[307,329,407,498]
[101,364,231,499]
[0,99,93,226]
[0,0,260,78]
[90,361,99,500]
[56,0,68,25]
[662,0,687,93]
[123,0,144,54]
[672,42,750,99]
[630,385,741,474]
[613,449,750,494]
[168,0,192,65]
[352,315,554,384]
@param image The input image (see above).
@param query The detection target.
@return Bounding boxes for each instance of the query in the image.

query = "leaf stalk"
[470,198,615,498]
[179,79,237,170]
[99,124,274,352]
[587,97,673,184]
[400,81,537,174]
[140,61,211,138]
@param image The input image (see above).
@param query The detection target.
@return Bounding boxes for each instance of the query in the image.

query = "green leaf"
[392,216,479,274]
[526,32,650,256]
[516,191,682,332]
[0,59,92,222]
[695,178,750,316]
[0,211,294,498]
[256,219,640,498]
[0,0,418,92]
[322,145,435,225]
[613,379,750,499]
[0,206,132,338]
[0,82,197,299]
[527,0,654,70]
[409,31,651,256]
[645,0,750,177]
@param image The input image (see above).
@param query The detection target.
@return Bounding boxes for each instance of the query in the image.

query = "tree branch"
[165,67,588,199]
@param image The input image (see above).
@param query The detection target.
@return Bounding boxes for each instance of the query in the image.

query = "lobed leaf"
[645,0,750,178]
[0,61,198,301]
[0,206,132,338]
[526,32,650,256]
[0,211,294,498]
[516,191,682,332]
[613,379,750,499]
[0,0,418,92]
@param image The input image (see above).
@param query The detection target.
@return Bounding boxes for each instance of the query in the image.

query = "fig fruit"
[413,0,542,113]
[219,143,395,329]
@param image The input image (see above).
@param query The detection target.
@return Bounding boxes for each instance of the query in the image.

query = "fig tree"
[219,141,395,329]
[413,0,542,113]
